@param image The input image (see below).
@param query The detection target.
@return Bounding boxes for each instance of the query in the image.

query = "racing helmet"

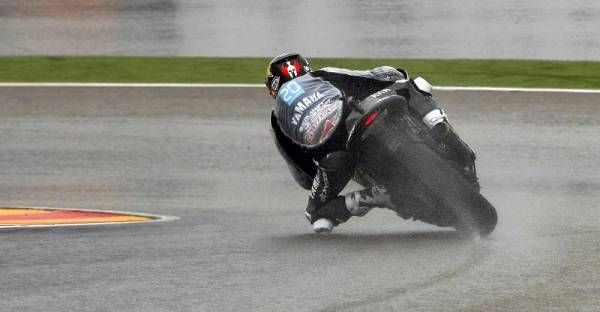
[265,53,311,98]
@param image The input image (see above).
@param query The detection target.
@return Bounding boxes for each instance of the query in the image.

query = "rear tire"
[358,104,497,236]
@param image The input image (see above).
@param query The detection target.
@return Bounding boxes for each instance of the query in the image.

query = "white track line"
[1,82,600,93]
[0,82,262,88]
[434,86,600,94]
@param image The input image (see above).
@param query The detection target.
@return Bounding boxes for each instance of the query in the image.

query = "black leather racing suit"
[271,66,440,225]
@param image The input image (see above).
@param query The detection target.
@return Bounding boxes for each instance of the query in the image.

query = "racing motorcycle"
[344,78,497,237]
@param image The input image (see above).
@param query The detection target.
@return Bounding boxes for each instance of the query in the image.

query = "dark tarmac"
[0,87,599,311]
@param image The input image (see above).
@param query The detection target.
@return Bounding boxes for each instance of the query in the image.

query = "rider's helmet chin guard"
[265,53,311,98]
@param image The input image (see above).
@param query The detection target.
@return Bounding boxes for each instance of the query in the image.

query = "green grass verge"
[1,56,599,89]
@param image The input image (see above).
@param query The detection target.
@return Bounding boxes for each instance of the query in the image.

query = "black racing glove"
[305,196,351,225]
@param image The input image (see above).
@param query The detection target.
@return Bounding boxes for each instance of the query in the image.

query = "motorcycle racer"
[267,53,475,233]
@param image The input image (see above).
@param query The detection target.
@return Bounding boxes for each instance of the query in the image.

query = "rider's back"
[274,74,347,151]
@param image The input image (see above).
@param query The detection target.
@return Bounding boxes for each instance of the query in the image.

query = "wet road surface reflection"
[1,0,600,60]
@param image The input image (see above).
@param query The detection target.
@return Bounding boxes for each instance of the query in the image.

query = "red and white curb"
[0,206,178,229]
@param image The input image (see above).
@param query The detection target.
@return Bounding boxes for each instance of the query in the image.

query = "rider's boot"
[309,186,393,233]
[345,185,394,216]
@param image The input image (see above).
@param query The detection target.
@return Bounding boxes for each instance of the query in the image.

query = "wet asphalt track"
[0,87,599,311]
[2,0,600,60]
